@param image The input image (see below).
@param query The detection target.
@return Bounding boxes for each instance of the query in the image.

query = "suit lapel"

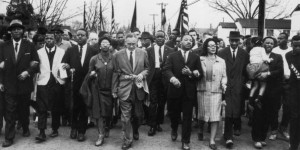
[163,47,169,62]
[122,50,133,72]
[150,47,155,66]
[82,46,90,67]
[42,47,51,70]
[234,48,243,65]
[8,41,16,64]
[226,48,234,65]
[134,49,140,71]
[177,51,185,64]
[16,40,26,64]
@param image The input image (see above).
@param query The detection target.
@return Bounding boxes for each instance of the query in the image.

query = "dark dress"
[87,53,114,119]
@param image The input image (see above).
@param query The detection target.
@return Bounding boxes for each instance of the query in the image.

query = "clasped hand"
[18,71,29,80]
[182,66,192,76]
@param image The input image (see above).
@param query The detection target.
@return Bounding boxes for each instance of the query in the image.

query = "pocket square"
[25,53,30,55]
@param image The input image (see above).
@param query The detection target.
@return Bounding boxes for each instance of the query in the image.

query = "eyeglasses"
[208,45,217,48]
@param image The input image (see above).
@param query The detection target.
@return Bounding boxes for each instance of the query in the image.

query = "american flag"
[99,0,104,31]
[111,0,115,34]
[175,0,189,35]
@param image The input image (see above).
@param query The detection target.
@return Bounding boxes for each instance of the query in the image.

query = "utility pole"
[258,0,265,38]
[157,2,168,31]
[149,14,158,35]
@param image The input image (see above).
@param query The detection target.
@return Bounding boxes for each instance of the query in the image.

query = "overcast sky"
[0,0,299,29]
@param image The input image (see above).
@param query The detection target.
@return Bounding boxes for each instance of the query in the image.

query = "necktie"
[130,51,133,68]
[159,46,162,63]
[232,49,236,61]
[15,43,18,52]
[184,51,187,64]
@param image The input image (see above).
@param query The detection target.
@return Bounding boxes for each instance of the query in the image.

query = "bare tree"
[206,0,291,21]
[85,0,110,32]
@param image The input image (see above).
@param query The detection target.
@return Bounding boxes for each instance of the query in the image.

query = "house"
[290,4,300,36]
[217,19,291,45]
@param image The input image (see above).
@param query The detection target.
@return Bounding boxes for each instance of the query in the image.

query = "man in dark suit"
[286,35,300,150]
[0,40,4,135]
[112,33,149,150]
[250,37,283,148]
[61,29,97,142]
[165,29,180,49]
[146,30,174,136]
[218,31,249,148]
[0,20,39,147]
[163,34,203,150]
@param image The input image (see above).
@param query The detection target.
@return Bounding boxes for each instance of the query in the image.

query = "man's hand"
[135,74,143,82]
[90,71,97,77]
[112,93,118,98]
[30,61,39,67]
[193,70,200,77]
[0,61,5,69]
[62,63,70,70]
[0,83,4,92]
[257,72,268,80]
[170,77,181,88]
[182,66,192,76]
[18,71,29,80]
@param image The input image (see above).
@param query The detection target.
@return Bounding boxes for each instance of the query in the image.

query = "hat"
[141,32,152,39]
[228,31,243,39]
[51,25,63,34]
[7,19,25,31]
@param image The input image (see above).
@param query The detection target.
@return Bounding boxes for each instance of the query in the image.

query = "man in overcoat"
[218,31,249,148]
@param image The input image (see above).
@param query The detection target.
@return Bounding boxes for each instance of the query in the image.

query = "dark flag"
[175,0,189,35]
[111,0,116,34]
[161,5,166,31]
[167,23,171,37]
[83,1,87,30]
[291,4,300,16]
[99,0,104,31]
[130,0,137,32]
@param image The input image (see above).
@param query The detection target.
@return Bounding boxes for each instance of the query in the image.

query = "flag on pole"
[99,0,104,31]
[175,0,189,35]
[83,1,87,30]
[130,0,137,32]
[167,23,171,37]
[161,5,166,31]
[111,0,115,34]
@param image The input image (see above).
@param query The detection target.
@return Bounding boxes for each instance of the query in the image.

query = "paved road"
[0,116,291,150]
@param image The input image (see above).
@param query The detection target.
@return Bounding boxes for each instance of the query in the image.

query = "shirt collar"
[230,46,238,52]
[155,44,164,49]
[13,39,21,45]
[78,44,87,49]
[126,48,135,54]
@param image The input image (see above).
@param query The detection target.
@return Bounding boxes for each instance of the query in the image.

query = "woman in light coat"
[197,38,227,150]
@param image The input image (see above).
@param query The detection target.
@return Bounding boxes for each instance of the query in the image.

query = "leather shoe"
[226,140,233,149]
[171,130,178,141]
[77,133,85,142]
[133,131,139,140]
[209,143,217,150]
[234,130,241,136]
[104,127,110,138]
[182,142,190,150]
[2,140,13,147]
[23,129,31,137]
[35,133,46,142]
[49,130,58,138]
[121,142,132,150]
[156,125,163,132]
[198,133,203,141]
[148,127,156,136]
[70,129,77,139]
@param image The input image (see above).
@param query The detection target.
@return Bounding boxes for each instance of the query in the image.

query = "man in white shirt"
[269,32,292,141]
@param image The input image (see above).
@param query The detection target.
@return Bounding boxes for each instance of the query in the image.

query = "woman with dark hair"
[196,38,227,150]
[82,36,114,146]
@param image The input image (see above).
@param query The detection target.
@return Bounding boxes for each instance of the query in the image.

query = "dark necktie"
[79,45,83,59]
[15,43,18,52]
[130,51,133,68]
[159,46,162,63]
[232,49,236,61]
[184,51,187,64]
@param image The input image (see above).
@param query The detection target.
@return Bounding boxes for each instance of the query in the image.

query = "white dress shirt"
[154,45,164,68]
[13,39,22,60]
[180,48,189,63]
[230,47,238,59]
[126,49,136,69]
[78,44,87,66]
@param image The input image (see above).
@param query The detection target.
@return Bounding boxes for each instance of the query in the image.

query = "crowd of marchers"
[0,19,300,150]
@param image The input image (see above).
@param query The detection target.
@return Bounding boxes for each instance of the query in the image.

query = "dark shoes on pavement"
[77,133,85,142]
[148,127,156,136]
[49,130,59,138]
[121,142,132,150]
[182,143,190,150]
[209,143,217,150]
[35,132,46,142]
[2,140,13,147]
[234,130,241,136]
[133,131,139,140]
[198,133,204,141]
[104,127,110,138]
[171,130,178,141]
[70,129,77,139]
[156,125,163,132]
[23,129,31,137]
[225,139,234,149]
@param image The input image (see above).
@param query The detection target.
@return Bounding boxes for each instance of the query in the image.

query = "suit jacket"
[191,46,203,56]
[163,50,203,100]
[61,44,97,91]
[218,47,249,118]
[36,46,66,85]
[146,45,174,86]
[197,56,227,93]
[112,48,149,101]
[0,40,39,95]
